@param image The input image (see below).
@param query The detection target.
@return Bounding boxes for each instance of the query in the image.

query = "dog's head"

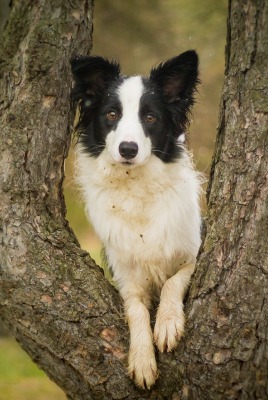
[71,51,199,165]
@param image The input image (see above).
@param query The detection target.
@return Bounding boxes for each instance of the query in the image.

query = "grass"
[0,337,66,400]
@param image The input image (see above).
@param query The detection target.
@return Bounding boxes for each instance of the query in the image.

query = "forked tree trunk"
[0,1,267,399]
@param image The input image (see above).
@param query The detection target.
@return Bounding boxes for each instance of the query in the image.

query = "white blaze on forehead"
[117,76,144,115]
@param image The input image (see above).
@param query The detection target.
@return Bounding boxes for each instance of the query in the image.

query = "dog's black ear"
[149,50,199,103]
[71,56,120,99]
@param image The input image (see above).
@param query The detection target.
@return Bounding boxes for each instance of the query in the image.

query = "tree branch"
[176,1,268,398]
[0,1,184,398]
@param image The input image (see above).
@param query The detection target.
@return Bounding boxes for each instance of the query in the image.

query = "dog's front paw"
[154,302,185,353]
[128,346,158,389]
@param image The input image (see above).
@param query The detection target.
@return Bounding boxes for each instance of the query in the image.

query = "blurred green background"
[0,1,227,398]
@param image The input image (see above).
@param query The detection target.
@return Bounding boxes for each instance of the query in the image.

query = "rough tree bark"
[176,1,268,399]
[0,1,267,400]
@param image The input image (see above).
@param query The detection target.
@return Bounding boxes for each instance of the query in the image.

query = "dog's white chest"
[76,149,201,275]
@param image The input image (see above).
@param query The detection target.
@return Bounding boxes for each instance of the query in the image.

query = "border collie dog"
[71,50,201,389]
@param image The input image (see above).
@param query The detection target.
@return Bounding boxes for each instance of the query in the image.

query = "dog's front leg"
[154,263,195,352]
[124,296,158,389]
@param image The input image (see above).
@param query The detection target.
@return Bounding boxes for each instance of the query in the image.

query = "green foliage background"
[1,1,227,398]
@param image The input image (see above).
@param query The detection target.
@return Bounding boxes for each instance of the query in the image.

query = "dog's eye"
[107,111,119,121]
[145,114,156,123]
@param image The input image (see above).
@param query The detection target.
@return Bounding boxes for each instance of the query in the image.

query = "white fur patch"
[76,148,201,290]
[106,76,151,165]
[177,133,185,143]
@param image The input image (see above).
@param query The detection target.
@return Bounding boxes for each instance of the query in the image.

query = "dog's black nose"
[119,141,139,160]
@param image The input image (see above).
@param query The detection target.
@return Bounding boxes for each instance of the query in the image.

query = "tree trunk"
[176,1,268,399]
[0,1,267,399]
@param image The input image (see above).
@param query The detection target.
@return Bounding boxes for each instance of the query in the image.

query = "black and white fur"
[71,51,201,389]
